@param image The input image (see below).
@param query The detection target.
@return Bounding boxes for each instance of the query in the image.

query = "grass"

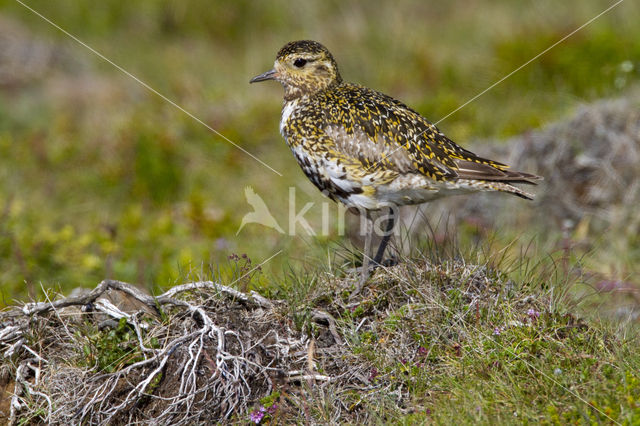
[1,0,639,302]
[339,261,636,423]
[303,242,640,423]
[2,239,639,424]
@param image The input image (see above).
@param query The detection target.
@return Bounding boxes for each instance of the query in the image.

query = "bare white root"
[1,279,353,425]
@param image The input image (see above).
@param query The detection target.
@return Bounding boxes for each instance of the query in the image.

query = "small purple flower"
[369,367,378,381]
[249,409,264,424]
[417,346,428,356]
[527,308,540,320]
[493,327,501,335]
[228,253,239,261]
[267,404,278,415]
[400,358,408,365]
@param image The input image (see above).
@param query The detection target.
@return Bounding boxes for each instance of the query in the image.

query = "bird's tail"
[457,179,537,200]
[454,159,542,186]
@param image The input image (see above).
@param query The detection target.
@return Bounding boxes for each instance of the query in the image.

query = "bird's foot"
[345,264,377,276]
[343,264,373,301]
[345,257,398,279]
[378,256,398,268]
[346,257,398,301]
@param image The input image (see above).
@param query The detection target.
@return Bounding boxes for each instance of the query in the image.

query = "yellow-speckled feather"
[252,40,541,210]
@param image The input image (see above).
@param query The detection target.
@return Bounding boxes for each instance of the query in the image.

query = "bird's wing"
[320,84,540,184]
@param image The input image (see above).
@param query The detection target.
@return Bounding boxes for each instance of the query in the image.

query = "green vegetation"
[329,259,639,423]
[0,1,639,423]
[4,247,638,424]
[76,317,159,373]
[1,0,639,301]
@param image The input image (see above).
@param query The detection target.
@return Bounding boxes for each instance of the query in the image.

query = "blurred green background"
[0,0,638,302]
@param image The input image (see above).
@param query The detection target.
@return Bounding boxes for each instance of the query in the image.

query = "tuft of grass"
[256,227,639,423]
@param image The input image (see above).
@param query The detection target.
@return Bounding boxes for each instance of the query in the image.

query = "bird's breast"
[280,99,300,136]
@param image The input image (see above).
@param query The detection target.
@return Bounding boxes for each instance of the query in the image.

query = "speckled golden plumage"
[251,40,541,286]
[251,40,540,211]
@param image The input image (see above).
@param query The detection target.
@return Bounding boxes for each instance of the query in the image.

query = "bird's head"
[250,40,342,100]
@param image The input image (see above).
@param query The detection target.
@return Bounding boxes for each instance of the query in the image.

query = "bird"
[250,40,541,291]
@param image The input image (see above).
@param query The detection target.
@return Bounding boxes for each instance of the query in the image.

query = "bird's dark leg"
[373,206,396,265]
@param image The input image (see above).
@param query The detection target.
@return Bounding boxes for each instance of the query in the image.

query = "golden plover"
[251,40,541,287]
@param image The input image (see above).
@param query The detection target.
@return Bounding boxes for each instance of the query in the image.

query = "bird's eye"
[293,58,307,68]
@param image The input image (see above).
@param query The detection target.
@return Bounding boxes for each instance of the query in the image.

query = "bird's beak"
[250,69,278,83]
